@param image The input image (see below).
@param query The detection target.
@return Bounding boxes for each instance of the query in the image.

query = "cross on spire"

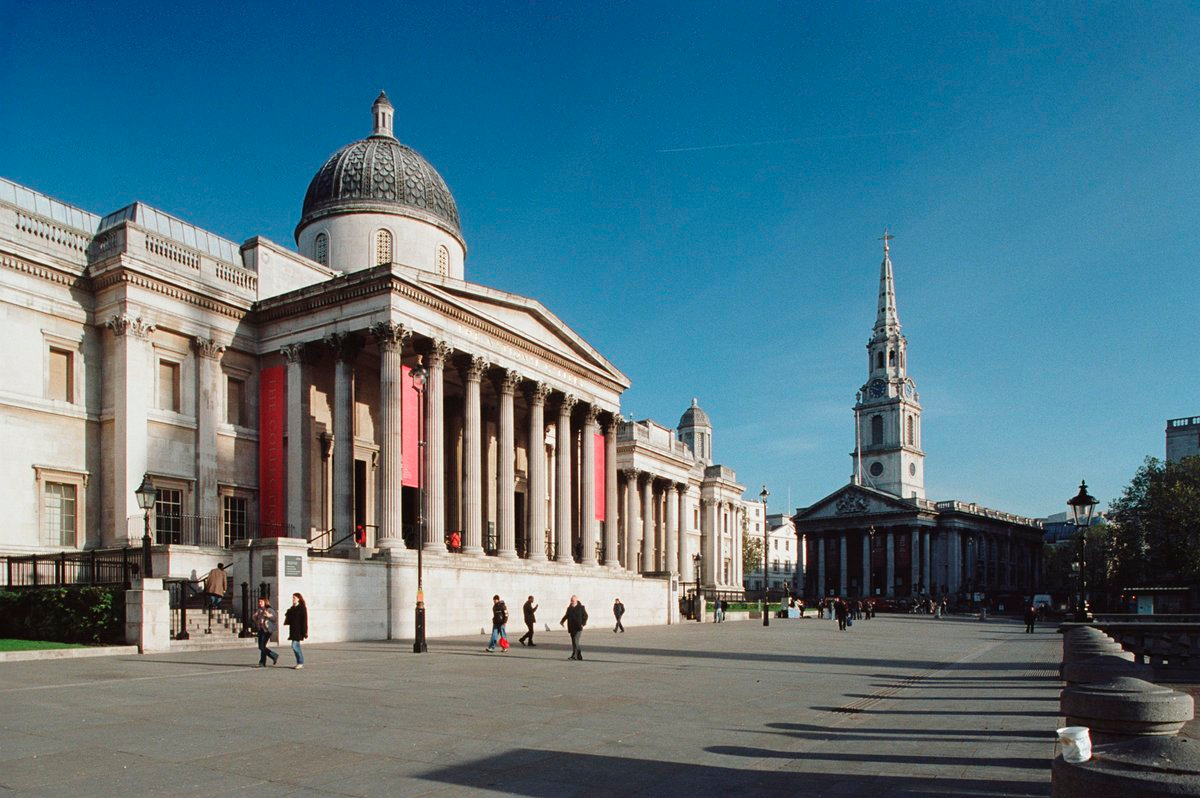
[879,229,894,254]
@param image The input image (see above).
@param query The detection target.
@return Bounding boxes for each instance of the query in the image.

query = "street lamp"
[411,357,428,653]
[1068,480,1098,623]
[760,485,770,627]
[868,525,876,597]
[134,473,156,579]
[693,552,703,622]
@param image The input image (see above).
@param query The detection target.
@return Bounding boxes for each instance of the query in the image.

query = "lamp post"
[868,525,876,597]
[134,473,156,579]
[411,357,428,653]
[693,552,703,622]
[760,485,770,627]
[1068,480,1098,623]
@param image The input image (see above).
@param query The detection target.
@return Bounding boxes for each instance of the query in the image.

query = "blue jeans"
[488,625,507,649]
[291,640,304,665]
[257,631,277,665]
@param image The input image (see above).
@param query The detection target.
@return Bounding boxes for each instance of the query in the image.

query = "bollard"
[1052,736,1200,797]
[1061,677,1194,745]
[1062,653,1152,686]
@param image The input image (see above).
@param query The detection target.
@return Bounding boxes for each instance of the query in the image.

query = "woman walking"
[284,593,308,669]
[252,596,279,667]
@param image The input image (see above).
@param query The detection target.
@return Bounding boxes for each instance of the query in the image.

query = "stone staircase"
[171,606,258,651]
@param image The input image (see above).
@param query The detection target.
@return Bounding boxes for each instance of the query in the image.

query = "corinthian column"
[580,405,599,566]
[555,394,578,563]
[370,323,410,550]
[603,416,620,566]
[623,469,639,572]
[325,332,359,547]
[462,356,488,555]
[497,369,520,558]
[194,337,225,526]
[281,342,307,542]
[424,340,452,552]
[526,382,551,561]
[641,474,654,572]
[665,482,679,574]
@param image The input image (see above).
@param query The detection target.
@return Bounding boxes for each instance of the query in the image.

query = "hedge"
[0,586,125,644]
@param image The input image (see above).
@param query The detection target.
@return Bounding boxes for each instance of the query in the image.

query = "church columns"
[885,529,895,597]
[816,537,826,597]
[922,529,932,594]
[910,527,920,595]
[555,394,577,563]
[525,382,550,561]
[603,418,620,567]
[496,369,519,559]
[839,533,848,597]
[861,532,870,598]
[370,324,409,550]
[423,341,451,551]
[580,406,599,566]
[326,332,358,547]
[462,356,488,555]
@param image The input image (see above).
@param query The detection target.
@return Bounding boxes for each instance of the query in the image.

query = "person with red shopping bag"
[486,595,509,653]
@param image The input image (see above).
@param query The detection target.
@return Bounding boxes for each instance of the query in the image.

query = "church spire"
[873,230,900,338]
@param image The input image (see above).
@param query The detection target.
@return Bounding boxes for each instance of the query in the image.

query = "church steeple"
[853,232,925,500]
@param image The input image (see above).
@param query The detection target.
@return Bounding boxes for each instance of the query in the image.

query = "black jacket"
[613,601,625,618]
[523,600,537,624]
[561,603,588,633]
[284,604,308,641]
[492,601,508,628]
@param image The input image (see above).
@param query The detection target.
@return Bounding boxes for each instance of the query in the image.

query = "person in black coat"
[1024,603,1038,634]
[612,598,625,633]
[486,595,509,652]
[520,595,538,647]
[283,593,308,669]
[560,595,589,660]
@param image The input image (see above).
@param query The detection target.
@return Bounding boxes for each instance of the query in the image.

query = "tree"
[1107,455,1200,588]
[743,534,763,580]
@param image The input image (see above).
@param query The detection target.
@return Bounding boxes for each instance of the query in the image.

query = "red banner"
[595,432,605,520]
[402,365,419,488]
[259,365,286,536]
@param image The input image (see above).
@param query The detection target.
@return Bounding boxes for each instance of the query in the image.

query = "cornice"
[0,252,87,290]
[91,267,250,321]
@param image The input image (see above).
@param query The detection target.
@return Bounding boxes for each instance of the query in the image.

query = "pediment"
[797,484,916,521]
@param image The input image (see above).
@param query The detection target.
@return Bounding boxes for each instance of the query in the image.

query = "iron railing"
[1,548,140,588]
[128,514,297,547]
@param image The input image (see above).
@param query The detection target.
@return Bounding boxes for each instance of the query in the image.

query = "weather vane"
[879,228,894,253]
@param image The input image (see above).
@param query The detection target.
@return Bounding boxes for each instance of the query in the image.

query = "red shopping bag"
[498,636,510,651]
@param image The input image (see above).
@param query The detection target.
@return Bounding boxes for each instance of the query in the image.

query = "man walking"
[520,595,538,646]
[203,562,227,609]
[486,595,509,653]
[560,595,588,660]
[1024,602,1038,633]
[612,597,625,633]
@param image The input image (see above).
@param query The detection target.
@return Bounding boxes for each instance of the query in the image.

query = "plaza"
[0,614,1061,796]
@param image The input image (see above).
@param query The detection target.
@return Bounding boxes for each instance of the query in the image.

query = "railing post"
[31,555,38,587]
[176,582,190,640]
[56,552,65,585]
[89,549,97,585]
[239,581,253,637]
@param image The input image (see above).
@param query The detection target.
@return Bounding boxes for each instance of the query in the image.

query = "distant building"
[742,507,799,592]
[1166,416,1200,463]
[1041,511,1107,546]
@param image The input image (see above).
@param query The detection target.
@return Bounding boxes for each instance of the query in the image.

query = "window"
[889,350,896,366]
[871,414,883,445]
[693,508,699,528]
[437,245,449,276]
[223,495,248,547]
[158,360,180,412]
[227,377,244,426]
[375,229,393,266]
[906,415,914,446]
[314,233,329,266]
[773,539,778,550]
[155,487,182,544]
[48,347,73,402]
[876,352,883,369]
[42,482,77,546]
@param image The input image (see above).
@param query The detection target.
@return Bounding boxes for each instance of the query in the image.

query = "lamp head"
[1067,480,1098,528]
[135,473,155,511]
[410,355,427,389]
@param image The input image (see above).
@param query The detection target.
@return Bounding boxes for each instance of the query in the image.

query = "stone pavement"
[0,613,1062,796]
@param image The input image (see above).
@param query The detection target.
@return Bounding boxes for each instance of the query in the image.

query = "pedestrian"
[283,592,308,669]
[1024,602,1037,634]
[449,530,461,553]
[560,594,588,660]
[520,595,538,646]
[835,598,847,631]
[486,594,509,653]
[203,562,228,609]
[252,597,278,667]
[798,598,806,618]
[612,597,625,633]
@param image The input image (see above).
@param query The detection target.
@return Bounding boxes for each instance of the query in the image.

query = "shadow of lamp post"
[1068,480,1098,623]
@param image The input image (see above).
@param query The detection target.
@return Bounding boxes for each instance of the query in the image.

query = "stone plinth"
[125,578,171,654]
[1052,736,1200,797]
[1063,653,1152,685]
[1061,677,1194,744]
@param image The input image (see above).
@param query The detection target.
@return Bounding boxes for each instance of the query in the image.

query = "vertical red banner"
[402,364,419,488]
[259,365,286,536]
[594,432,605,521]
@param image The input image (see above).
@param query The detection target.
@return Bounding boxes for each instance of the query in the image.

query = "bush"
[0,587,125,644]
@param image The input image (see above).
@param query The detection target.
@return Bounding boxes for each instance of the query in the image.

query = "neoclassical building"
[0,93,747,636]
[794,238,1043,603]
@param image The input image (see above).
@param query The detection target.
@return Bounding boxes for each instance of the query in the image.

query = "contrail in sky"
[656,128,921,153]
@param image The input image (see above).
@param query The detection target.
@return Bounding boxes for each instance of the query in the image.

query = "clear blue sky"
[3,1,1197,519]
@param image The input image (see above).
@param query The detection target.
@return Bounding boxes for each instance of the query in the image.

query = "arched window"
[906,415,914,446]
[889,350,896,366]
[375,230,393,266]
[314,233,329,266]
[900,351,905,369]
[436,245,449,276]
[876,352,884,369]
[871,414,883,445]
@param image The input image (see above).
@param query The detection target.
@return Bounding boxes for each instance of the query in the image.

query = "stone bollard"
[1062,627,1126,676]
[1052,736,1200,797]
[1062,653,1152,685]
[1061,677,1194,744]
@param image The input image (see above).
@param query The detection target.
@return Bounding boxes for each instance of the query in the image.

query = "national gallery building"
[794,239,1043,605]
[0,93,747,642]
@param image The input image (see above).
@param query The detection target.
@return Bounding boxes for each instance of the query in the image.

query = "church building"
[793,237,1043,606]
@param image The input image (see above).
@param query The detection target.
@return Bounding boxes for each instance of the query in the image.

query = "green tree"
[743,534,763,578]
[1107,455,1200,588]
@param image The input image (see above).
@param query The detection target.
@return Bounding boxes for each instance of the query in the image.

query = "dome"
[295,94,462,243]
[679,398,711,429]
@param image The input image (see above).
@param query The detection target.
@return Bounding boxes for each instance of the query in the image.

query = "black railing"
[164,577,206,640]
[1,548,140,588]
[139,514,296,547]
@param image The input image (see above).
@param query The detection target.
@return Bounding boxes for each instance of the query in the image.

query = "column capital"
[584,404,601,425]
[498,368,522,395]
[674,482,688,495]
[465,355,491,382]
[621,468,640,482]
[106,313,155,339]
[604,414,623,436]
[280,342,307,363]
[193,336,225,360]
[559,393,579,415]
[425,338,453,366]
[370,321,411,351]
[324,331,361,361]
[526,381,552,406]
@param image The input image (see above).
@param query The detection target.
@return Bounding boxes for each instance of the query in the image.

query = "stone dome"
[679,398,711,429]
[295,93,462,243]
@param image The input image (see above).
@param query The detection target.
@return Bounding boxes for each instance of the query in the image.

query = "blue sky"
[2,1,1197,518]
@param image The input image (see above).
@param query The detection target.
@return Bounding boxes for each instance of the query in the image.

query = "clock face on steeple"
[868,379,886,398]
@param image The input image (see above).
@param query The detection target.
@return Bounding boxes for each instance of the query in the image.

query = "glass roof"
[0,178,101,233]
[98,202,239,264]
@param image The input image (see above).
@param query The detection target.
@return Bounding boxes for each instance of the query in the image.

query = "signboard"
[284,555,302,577]
[261,554,277,578]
